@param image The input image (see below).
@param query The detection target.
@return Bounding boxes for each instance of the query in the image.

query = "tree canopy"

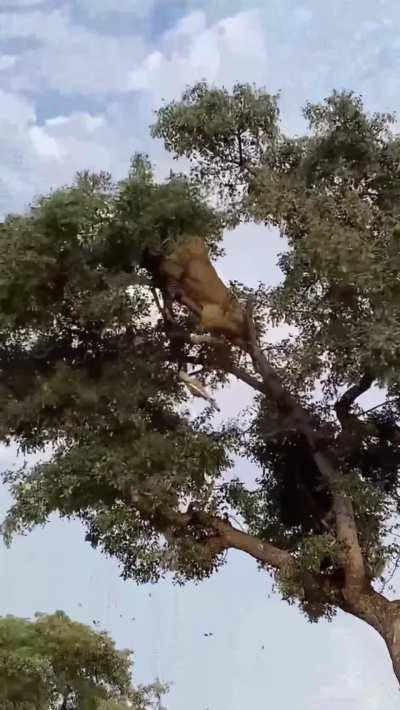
[0,611,166,709]
[2,82,400,682]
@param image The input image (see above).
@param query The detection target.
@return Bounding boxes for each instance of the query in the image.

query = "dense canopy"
[2,82,400,681]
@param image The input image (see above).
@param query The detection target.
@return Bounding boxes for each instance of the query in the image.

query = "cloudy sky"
[1,0,400,708]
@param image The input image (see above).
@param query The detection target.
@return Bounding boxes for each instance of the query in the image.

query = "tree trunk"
[344,589,400,686]
[381,606,400,686]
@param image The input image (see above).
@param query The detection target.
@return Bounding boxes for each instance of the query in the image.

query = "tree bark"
[376,604,400,686]
[385,624,400,686]
[341,589,400,686]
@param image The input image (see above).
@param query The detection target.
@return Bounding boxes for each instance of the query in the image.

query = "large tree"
[2,83,400,684]
[0,610,167,709]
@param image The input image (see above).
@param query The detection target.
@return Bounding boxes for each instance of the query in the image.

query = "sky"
[1,0,400,708]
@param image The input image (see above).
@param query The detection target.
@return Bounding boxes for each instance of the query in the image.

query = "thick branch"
[127,488,292,571]
[244,305,366,593]
[126,488,352,612]
[227,363,264,393]
[244,304,321,448]
[335,373,374,427]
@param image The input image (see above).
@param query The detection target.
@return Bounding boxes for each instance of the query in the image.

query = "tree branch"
[127,488,293,571]
[225,363,264,393]
[243,302,366,594]
[244,301,320,447]
[237,131,244,169]
[335,373,374,427]
[150,298,367,594]
[126,488,350,612]
[236,131,257,177]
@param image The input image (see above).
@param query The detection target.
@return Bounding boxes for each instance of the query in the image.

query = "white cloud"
[169,8,207,36]
[0,8,147,96]
[0,0,46,6]
[79,0,157,18]
[0,88,35,126]
[0,54,17,70]
[127,9,269,102]
[0,5,272,214]
[29,124,66,160]
[0,95,133,218]
[0,8,63,39]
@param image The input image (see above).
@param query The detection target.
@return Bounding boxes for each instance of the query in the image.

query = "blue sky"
[1,0,400,708]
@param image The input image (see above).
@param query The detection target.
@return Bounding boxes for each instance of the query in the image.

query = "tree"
[0,610,167,708]
[2,83,400,685]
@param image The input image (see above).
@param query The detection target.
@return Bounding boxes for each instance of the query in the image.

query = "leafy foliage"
[0,611,167,709]
[0,158,231,583]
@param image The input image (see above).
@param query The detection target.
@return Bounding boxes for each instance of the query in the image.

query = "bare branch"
[237,131,244,169]
[244,301,319,446]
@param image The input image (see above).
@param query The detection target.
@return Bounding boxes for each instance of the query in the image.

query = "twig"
[379,550,400,593]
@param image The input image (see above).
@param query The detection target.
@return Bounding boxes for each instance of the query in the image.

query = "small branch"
[151,287,164,316]
[379,550,400,593]
[237,131,244,168]
[362,398,399,416]
[235,131,257,177]
[335,377,400,451]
